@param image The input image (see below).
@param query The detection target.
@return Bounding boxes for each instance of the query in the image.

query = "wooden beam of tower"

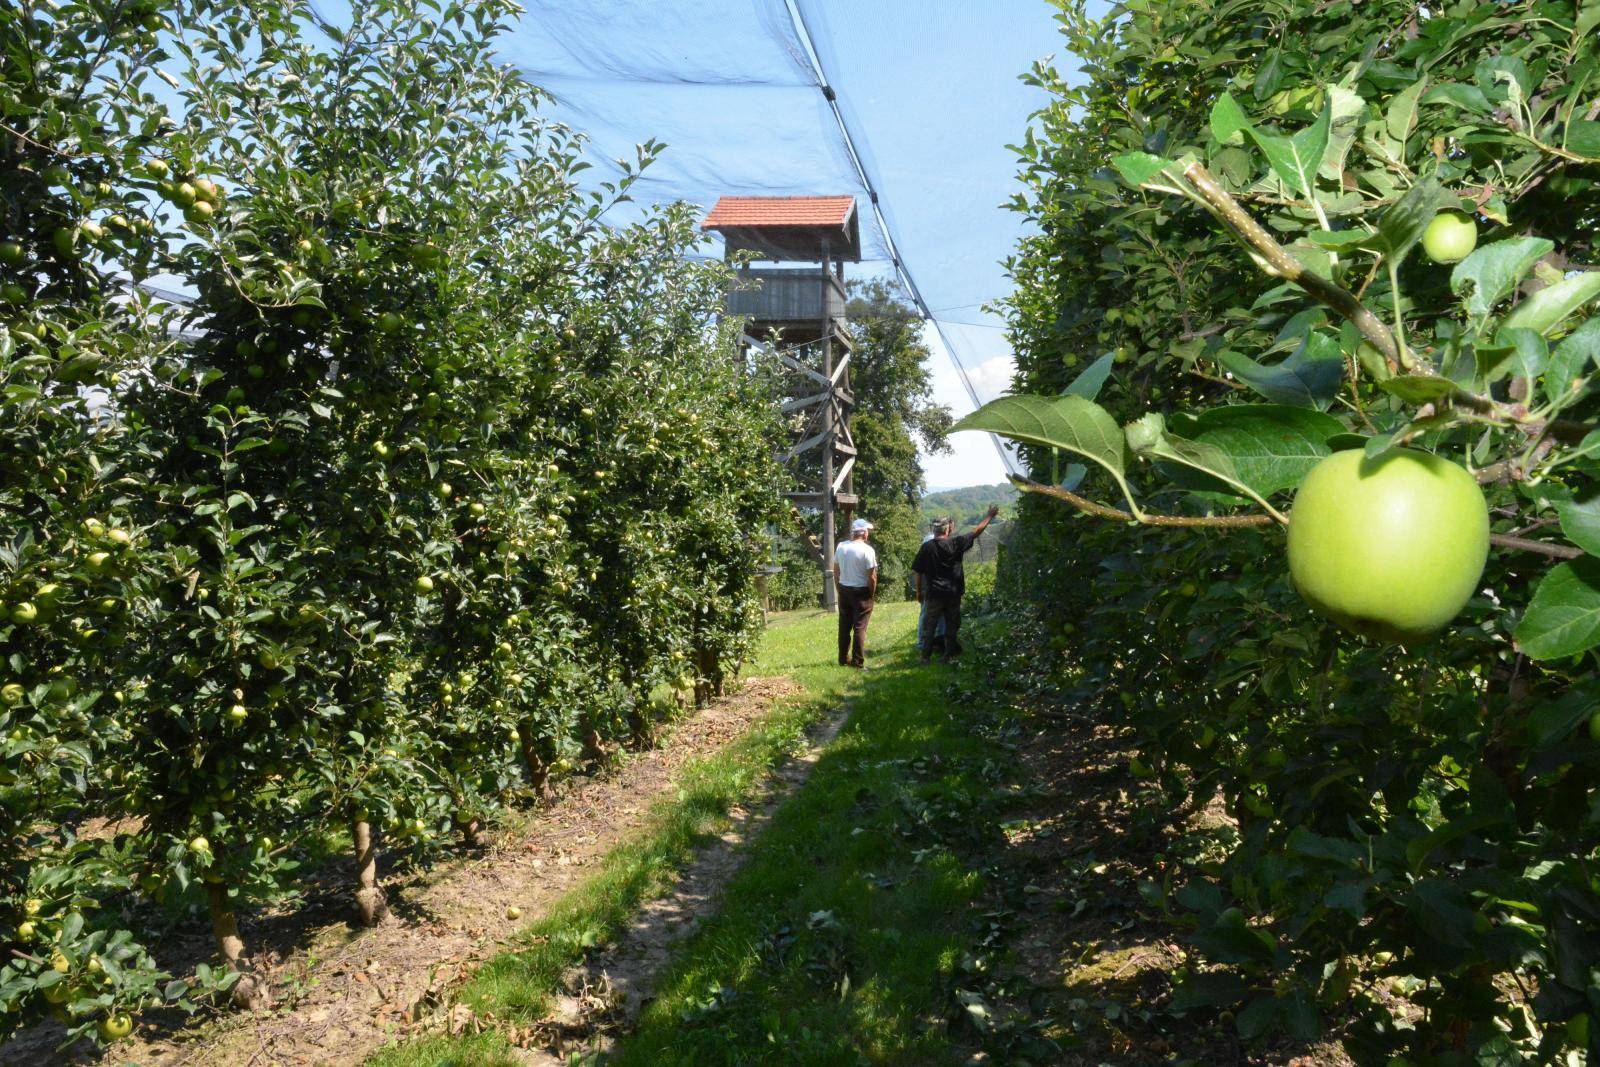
[832,456,855,493]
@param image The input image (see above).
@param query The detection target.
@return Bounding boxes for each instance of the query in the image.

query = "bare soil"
[990,705,1356,1066]
[2,677,802,1067]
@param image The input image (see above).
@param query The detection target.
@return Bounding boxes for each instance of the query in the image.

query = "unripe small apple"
[1422,211,1477,264]
[414,575,435,593]
[188,836,210,854]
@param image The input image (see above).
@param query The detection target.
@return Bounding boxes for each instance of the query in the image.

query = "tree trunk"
[454,811,486,850]
[580,716,605,764]
[206,881,270,1009]
[517,724,551,799]
[352,819,388,926]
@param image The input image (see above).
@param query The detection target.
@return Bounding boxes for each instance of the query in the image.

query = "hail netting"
[473,0,1059,476]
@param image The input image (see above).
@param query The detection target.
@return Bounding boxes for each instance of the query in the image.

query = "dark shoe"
[838,659,849,666]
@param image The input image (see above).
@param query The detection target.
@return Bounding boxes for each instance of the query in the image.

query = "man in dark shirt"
[911,505,999,664]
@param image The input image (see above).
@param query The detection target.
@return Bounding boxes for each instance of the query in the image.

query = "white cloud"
[919,323,1014,489]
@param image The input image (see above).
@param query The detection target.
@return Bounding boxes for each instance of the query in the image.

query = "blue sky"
[501,0,1077,489]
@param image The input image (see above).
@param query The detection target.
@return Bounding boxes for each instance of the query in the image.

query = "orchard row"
[990,0,1600,1062]
[1,0,784,1045]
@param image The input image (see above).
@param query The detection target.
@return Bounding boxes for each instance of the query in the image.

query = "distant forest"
[919,483,1018,527]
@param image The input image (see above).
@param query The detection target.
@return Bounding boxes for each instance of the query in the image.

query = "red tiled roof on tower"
[701,195,856,230]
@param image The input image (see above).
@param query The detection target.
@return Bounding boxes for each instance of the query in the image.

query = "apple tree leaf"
[1167,404,1344,496]
[1515,556,1600,660]
[1451,237,1555,318]
[1556,496,1600,558]
[1216,331,1344,408]
[1545,317,1600,405]
[1063,352,1116,401]
[1501,272,1600,337]
[953,394,1140,513]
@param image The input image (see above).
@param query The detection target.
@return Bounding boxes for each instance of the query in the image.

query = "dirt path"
[5,677,807,1067]
[506,705,850,1065]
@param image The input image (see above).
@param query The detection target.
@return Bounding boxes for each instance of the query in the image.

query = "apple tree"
[978,0,1600,1059]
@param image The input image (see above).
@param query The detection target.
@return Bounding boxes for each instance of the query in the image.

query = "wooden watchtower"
[702,195,859,611]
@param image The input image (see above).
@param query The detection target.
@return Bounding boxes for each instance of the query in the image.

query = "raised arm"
[971,504,1000,538]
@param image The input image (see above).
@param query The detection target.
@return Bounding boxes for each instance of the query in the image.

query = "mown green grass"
[605,601,1003,1066]
[368,606,913,1066]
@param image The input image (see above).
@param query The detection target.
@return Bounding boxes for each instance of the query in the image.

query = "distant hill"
[920,483,1018,527]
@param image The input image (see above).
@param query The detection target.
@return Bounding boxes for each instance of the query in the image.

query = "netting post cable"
[779,0,1019,477]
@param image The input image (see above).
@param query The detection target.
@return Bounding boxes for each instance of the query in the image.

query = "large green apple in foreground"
[1287,448,1488,644]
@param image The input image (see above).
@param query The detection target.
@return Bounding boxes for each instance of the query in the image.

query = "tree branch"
[1180,162,1409,373]
[1012,477,1277,528]
[1015,477,1585,559]
[1489,534,1583,560]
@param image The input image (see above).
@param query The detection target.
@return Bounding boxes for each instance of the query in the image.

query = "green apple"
[144,158,169,178]
[188,835,210,854]
[1422,211,1477,264]
[98,1013,134,1040]
[0,240,23,265]
[376,311,403,334]
[2,683,24,706]
[22,897,41,916]
[505,905,522,920]
[86,550,111,570]
[226,704,248,724]
[1288,448,1488,643]
[371,441,391,460]
[170,182,197,207]
[16,920,36,941]
[11,601,38,624]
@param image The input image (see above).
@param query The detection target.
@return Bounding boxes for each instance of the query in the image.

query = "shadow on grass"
[598,603,1012,1067]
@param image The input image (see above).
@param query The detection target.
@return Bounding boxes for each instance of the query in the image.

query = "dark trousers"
[838,585,874,666]
[921,595,962,659]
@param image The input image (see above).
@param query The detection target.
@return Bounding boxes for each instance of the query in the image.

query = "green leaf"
[1565,120,1600,160]
[1210,91,1252,146]
[1319,84,1367,180]
[1126,414,1288,519]
[1063,352,1116,401]
[953,394,1140,514]
[1168,404,1344,496]
[1450,237,1555,318]
[1376,177,1446,261]
[1377,374,1462,404]
[1476,55,1531,107]
[1385,78,1428,143]
[1422,83,1493,114]
[1501,272,1600,336]
[1556,496,1600,558]
[1515,557,1600,660]
[1215,332,1344,408]
[1307,229,1378,252]
[1546,317,1600,404]
[1113,152,1173,187]
[1251,104,1333,199]
[1476,327,1549,384]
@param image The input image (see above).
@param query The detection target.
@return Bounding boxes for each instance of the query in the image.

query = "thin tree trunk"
[454,811,486,849]
[352,819,388,926]
[517,724,551,799]
[206,881,270,1009]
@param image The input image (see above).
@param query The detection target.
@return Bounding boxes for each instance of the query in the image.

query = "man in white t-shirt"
[832,518,878,668]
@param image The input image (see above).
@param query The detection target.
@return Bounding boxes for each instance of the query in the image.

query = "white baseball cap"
[851,518,873,533]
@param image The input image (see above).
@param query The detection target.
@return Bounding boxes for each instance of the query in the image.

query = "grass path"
[373,601,1007,1065]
